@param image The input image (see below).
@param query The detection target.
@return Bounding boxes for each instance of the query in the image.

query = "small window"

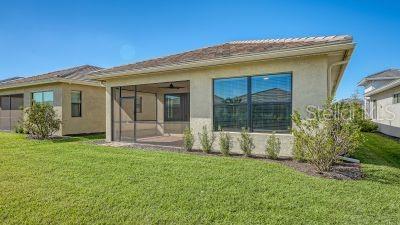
[32,91,54,105]
[164,93,189,121]
[71,91,82,117]
[0,96,11,110]
[393,93,400,104]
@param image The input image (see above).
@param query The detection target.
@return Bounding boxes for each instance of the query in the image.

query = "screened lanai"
[111,81,190,147]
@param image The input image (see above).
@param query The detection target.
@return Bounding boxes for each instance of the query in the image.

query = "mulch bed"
[92,140,363,180]
[278,159,363,180]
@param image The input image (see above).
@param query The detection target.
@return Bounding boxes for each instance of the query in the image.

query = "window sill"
[213,131,292,136]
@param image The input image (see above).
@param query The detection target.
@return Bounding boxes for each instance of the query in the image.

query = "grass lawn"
[0,132,399,224]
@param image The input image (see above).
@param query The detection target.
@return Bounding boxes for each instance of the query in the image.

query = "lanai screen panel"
[0,94,23,131]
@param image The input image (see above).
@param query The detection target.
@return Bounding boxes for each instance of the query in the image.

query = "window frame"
[31,91,54,106]
[393,93,400,104]
[164,93,190,122]
[71,90,82,117]
[212,72,293,133]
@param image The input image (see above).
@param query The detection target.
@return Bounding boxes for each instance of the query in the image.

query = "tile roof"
[0,76,24,84]
[0,65,103,87]
[90,35,353,77]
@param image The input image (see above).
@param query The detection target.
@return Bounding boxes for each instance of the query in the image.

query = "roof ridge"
[228,35,351,44]
[56,65,102,78]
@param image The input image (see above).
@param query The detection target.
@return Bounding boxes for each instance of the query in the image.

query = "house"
[0,65,106,135]
[358,69,400,138]
[88,35,355,156]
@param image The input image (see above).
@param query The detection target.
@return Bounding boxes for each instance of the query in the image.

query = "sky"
[0,0,399,99]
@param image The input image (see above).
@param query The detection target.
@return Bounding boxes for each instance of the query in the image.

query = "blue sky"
[0,0,399,99]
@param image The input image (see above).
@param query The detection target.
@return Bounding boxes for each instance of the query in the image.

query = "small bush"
[24,103,61,139]
[293,137,306,162]
[358,119,378,132]
[238,128,255,157]
[183,127,194,151]
[14,120,25,134]
[265,132,280,159]
[198,125,215,153]
[219,131,232,156]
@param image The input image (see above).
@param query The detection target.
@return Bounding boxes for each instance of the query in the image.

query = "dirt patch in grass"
[93,140,363,180]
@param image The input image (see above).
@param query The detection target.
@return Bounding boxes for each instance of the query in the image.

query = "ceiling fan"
[159,83,184,89]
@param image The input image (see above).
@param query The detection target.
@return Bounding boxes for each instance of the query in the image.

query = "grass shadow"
[51,133,105,143]
[362,164,400,185]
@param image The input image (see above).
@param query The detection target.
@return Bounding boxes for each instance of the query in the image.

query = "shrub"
[334,100,378,132]
[183,127,194,151]
[358,119,378,132]
[265,132,280,159]
[23,103,61,139]
[293,137,306,162]
[14,120,25,134]
[292,99,364,172]
[198,125,215,153]
[219,131,232,156]
[238,128,255,157]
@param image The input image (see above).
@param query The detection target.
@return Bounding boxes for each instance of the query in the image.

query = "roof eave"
[357,79,368,87]
[358,77,399,87]
[365,79,400,97]
[89,41,355,81]
[331,46,355,96]
[0,78,103,91]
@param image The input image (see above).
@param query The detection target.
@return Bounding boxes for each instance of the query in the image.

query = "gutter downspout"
[327,59,349,98]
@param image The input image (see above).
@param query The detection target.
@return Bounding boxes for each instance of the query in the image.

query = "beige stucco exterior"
[367,85,400,138]
[103,54,344,156]
[0,82,105,135]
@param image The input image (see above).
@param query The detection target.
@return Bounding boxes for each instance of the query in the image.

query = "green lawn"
[0,132,399,224]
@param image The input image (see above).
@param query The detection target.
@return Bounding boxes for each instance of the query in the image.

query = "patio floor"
[135,135,183,147]
[99,135,184,150]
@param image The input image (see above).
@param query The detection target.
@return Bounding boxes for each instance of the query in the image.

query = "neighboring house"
[0,65,106,135]
[358,69,400,138]
[88,35,355,156]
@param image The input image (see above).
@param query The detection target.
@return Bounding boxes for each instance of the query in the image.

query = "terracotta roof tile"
[0,65,103,87]
[91,35,352,77]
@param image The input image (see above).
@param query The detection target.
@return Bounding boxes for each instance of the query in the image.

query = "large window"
[164,93,189,121]
[71,91,82,117]
[213,73,292,132]
[32,91,54,105]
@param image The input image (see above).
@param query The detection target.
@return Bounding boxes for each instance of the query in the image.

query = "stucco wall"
[0,84,64,135]
[136,92,157,121]
[60,83,106,135]
[0,83,106,136]
[369,85,400,138]
[105,55,330,156]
